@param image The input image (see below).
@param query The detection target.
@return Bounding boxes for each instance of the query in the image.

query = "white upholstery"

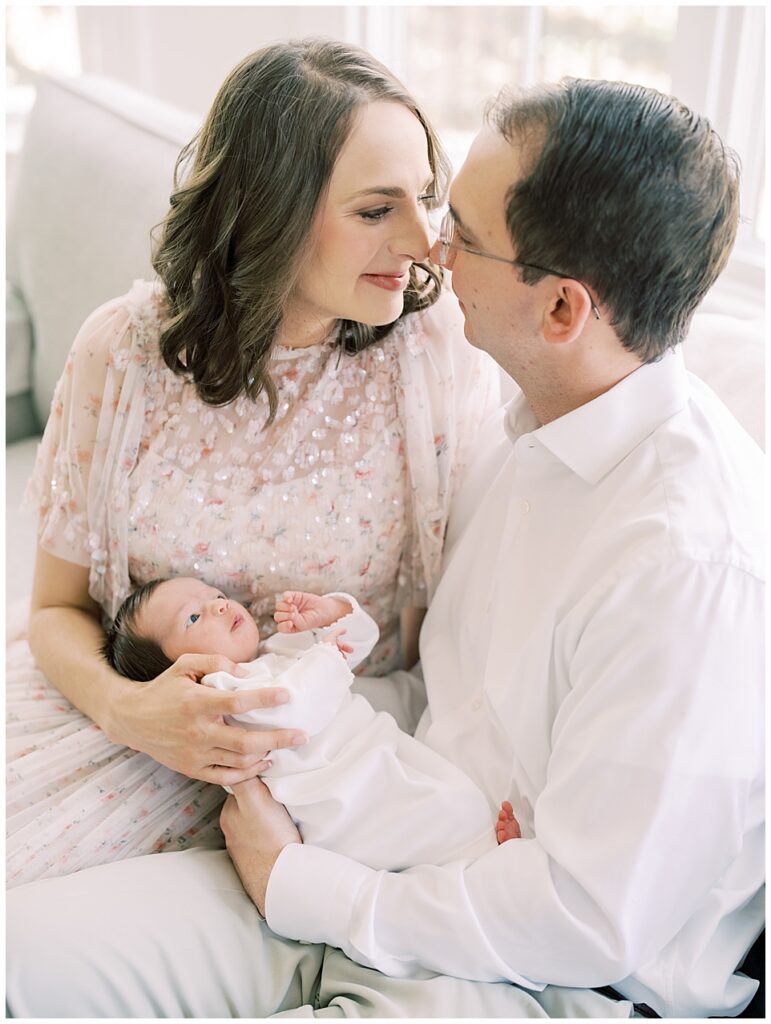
[682,312,765,449]
[6,75,198,433]
[4,74,765,603]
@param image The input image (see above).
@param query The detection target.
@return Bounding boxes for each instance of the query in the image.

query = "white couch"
[5,74,766,603]
[6,75,197,602]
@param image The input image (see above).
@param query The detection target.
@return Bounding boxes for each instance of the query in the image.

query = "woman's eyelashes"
[358,193,436,223]
[359,205,393,223]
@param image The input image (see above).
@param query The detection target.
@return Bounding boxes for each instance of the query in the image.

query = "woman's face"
[285,100,435,342]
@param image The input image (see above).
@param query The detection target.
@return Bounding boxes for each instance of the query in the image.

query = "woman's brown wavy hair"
[151,38,450,418]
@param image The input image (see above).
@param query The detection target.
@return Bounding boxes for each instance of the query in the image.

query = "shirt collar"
[504,348,690,485]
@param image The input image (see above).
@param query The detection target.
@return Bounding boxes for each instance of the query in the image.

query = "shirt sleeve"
[266,558,763,986]
[25,282,156,616]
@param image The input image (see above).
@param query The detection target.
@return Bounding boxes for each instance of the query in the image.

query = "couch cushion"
[6,75,198,429]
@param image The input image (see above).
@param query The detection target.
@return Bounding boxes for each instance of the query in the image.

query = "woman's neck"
[275,308,337,349]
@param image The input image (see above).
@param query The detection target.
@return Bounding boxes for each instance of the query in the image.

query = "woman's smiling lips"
[361,272,409,292]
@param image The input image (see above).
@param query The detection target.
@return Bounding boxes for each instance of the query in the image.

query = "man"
[221,78,764,1017]
[8,79,763,1019]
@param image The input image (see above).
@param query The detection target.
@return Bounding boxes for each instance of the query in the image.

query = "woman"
[6,39,499,884]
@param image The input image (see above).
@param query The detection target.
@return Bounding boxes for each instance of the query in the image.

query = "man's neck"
[519,347,645,426]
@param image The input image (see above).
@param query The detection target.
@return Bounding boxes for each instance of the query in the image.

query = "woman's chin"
[349,297,405,328]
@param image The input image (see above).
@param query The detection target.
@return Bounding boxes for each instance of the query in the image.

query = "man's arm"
[261,559,762,987]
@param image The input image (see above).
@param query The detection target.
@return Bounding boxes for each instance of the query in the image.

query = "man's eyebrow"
[345,179,435,202]
[448,203,478,243]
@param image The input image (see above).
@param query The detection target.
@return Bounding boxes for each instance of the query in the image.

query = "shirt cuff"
[265,842,372,947]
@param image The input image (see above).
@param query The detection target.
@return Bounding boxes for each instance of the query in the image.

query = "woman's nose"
[392,208,431,261]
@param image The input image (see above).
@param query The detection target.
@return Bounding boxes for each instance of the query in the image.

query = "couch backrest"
[7,74,198,428]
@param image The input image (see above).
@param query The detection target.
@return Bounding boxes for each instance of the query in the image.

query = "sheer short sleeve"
[395,288,502,606]
[26,280,160,615]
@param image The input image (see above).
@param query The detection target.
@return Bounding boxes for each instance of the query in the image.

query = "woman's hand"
[108,653,308,787]
[221,777,301,916]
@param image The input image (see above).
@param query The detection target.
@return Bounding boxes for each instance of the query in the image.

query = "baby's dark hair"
[101,579,174,682]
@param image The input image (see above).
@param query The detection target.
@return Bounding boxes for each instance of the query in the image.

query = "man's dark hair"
[487,78,741,361]
[101,579,174,682]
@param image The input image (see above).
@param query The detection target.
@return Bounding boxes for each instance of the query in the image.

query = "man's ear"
[542,279,593,345]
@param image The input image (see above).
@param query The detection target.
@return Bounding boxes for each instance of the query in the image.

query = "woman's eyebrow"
[345,179,435,202]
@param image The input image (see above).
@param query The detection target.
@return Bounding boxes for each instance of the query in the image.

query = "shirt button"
[471,698,483,711]
[520,499,530,514]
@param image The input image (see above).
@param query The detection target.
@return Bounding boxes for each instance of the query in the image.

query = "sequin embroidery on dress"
[7,278,500,884]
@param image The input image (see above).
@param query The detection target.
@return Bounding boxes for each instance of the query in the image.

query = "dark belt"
[594,985,660,1017]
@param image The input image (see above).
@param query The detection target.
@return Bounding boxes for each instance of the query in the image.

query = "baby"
[103,578,520,869]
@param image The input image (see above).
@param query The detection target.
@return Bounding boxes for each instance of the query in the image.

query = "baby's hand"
[274,592,352,633]
[322,627,354,659]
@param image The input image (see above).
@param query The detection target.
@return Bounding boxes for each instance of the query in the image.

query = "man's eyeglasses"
[436,209,601,321]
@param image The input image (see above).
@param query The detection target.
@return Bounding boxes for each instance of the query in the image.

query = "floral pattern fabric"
[7,279,500,886]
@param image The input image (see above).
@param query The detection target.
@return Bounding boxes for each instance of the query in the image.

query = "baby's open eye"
[185,613,200,628]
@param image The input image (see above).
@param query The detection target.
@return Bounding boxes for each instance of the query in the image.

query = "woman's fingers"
[203,763,273,787]
[198,683,291,717]
[171,651,250,680]
[209,750,272,772]
[208,721,307,756]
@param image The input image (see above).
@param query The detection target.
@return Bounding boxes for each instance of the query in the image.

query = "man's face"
[137,578,261,664]
[431,127,544,373]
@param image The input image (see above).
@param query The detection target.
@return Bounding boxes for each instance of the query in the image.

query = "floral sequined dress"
[6,279,500,886]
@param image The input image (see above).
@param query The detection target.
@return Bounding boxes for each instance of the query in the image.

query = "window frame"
[359,4,764,318]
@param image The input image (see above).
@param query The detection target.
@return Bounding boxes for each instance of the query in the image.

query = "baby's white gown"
[204,595,496,870]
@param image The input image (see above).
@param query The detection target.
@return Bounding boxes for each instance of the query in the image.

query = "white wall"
[76,6,357,116]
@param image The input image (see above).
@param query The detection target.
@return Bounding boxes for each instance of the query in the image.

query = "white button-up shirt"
[266,349,764,1018]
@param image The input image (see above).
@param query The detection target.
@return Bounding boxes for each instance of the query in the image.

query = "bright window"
[374,4,763,315]
[6,5,80,151]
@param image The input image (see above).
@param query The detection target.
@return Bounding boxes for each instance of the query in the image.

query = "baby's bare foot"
[495,800,521,845]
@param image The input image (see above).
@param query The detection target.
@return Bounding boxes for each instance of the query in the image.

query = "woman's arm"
[29,547,308,785]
